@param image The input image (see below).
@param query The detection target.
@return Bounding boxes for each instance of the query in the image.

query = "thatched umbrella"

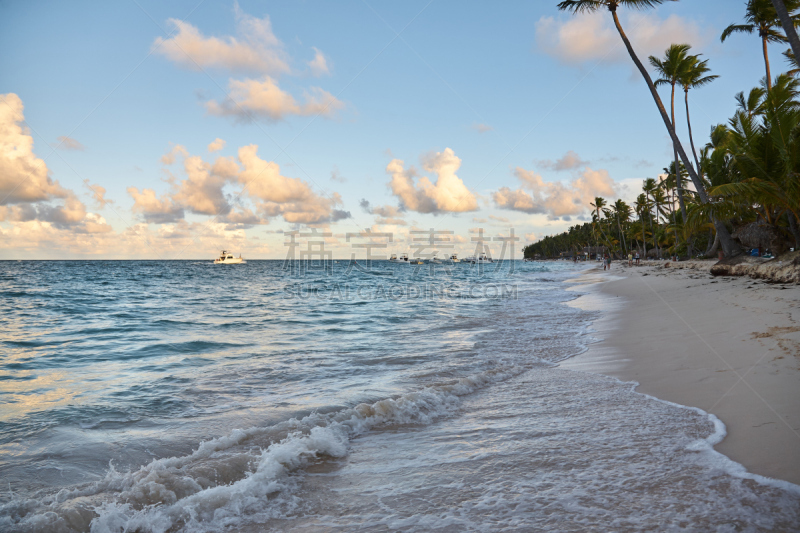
[732,221,789,255]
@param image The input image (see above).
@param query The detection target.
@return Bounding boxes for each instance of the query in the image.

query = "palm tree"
[590,196,608,253]
[643,178,661,257]
[650,44,693,223]
[735,86,767,117]
[634,193,649,258]
[557,0,740,257]
[679,54,719,175]
[721,0,800,92]
[771,0,800,63]
[611,198,631,254]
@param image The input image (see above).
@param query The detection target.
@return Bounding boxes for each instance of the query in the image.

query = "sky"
[0,0,792,259]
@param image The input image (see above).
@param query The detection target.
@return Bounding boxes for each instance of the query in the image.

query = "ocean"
[1,260,798,532]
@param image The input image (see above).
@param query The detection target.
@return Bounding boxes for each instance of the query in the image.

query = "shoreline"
[560,262,800,486]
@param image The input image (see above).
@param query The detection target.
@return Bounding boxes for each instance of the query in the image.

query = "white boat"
[448,254,460,263]
[214,250,245,264]
[389,253,410,264]
[462,255,476,263]
[471,252,493,264]
[430,256,442,264]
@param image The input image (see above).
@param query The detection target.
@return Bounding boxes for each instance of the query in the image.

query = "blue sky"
[0,0,791,258]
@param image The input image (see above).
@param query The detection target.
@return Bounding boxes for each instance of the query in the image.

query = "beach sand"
[562,260,800,485]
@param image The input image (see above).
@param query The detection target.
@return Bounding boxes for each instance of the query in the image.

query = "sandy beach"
[562,260,800,485]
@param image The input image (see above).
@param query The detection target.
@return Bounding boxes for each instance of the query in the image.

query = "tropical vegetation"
[524,0,800,260]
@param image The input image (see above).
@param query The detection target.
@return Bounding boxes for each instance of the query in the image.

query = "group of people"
[601,251,641,270]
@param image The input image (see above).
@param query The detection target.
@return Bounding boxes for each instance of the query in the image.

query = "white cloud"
[152,7,289,75]
[492,166,617,218]
[387,148,478,214]
[128,187,185,223]
[208,138,226,153]
[308,47,331,76]
[537,150,588,171]
[0,94,70,205]
[237,145,349,224]
[0,93,104,234]
[525,232,537,242]
[471,122,493,133]
[206,77,344,121]
[535,12,707,66]
[85,183,113,209]
[55,136,85,151]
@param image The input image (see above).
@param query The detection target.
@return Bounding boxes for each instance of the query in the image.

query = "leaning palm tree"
[721,0,800,92]
[771,0,800,64]
[557,0,740,257]
[650,43,693,222]
[679,54,719,175]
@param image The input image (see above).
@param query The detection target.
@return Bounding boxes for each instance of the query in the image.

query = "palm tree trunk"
[671,84,687,226]
[762,35,773,92]
[684,89,703,175]
[609,7,740,257]
[772,0,800,64]
[788,211,800,249]
[704,229,720,258]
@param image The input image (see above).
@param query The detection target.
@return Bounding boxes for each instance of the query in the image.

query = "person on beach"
[628,252,633,266]
[634,251,640,265]
[607,255,612,269]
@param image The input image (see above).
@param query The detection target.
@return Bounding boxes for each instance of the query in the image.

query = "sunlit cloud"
[535,12,707,66]
[206,76,344,122]
[387,148,478,214]
[492,166,616,219]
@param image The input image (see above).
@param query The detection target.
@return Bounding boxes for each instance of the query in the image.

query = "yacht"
[471,252,493,264]
[430,256,443,264]
[462,255,476,263]
[448,254,460,263]
[389,253,410,264]
[214,250,245,264]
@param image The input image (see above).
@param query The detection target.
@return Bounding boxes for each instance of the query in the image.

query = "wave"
[0,366,520,533]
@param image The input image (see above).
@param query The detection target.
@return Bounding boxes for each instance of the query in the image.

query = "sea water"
[0,260,798,532]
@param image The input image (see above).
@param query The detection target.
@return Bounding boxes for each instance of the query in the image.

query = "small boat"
[462,255,476,263]
[389,253,410,264]
[448,254,460,263]
[411,259,425,265]
[214,250,245,264]
[471,252,493,264]
[430,256,443,264]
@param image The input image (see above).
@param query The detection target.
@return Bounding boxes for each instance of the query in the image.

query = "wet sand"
[562,261,800,485]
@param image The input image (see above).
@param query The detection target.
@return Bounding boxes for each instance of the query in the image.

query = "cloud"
[236,145,350,224]
[208,138,226,153]
[489,215,509,223]
[537,150,588,171]
[152,6,289,75]
[128,187,185,223]
[206,76,344,122]
[161,144,189,165]
[0,94,70,205]
[308,47,330,76]
[85,182,113,209]
[130,143,351,226]
[536,12,707,66]
[330,167,346,183]
[471,123,493,133]
[525,232,537,242]
[386,148,478,214]
[492,166,616,217]
[54,136,85,151]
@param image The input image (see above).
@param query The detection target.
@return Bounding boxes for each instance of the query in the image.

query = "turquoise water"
[1,260,799,532]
